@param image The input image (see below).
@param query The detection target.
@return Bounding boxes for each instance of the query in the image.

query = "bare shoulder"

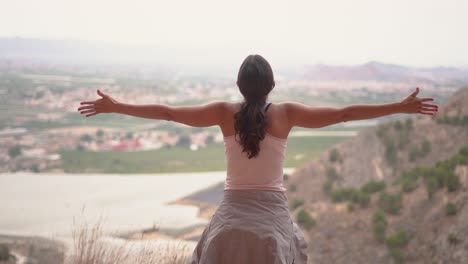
[279,100,304,108]
[201,100,232,112]
[223,101,242,113]
[276,101,304,116]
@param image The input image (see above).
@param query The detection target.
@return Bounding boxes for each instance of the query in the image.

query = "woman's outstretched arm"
[77,89,226,127]
[285,87,438,129]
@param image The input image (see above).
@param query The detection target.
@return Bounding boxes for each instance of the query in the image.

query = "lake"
[0,172,226,238]
[0,169,294,239]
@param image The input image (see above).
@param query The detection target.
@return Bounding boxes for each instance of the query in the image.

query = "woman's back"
[222,102,288,192]
[220,101,291,139]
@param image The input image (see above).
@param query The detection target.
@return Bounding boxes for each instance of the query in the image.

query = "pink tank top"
[223,102,288,192]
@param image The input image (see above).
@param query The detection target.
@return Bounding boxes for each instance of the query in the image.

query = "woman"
[78,54,438,263]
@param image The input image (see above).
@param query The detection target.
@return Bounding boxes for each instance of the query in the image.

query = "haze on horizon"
[1,0,467,69]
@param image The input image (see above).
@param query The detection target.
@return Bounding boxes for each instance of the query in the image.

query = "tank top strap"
[265,102,272,112]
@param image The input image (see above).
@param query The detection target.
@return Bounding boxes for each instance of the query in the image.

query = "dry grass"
[65,213,194,264]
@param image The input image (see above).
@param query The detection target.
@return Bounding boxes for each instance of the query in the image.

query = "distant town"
[0,56,465,173]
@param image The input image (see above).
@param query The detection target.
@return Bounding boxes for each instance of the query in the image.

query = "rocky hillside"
[286,86,468,264]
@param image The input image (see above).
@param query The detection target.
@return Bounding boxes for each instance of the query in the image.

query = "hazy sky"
[1,0,467,67]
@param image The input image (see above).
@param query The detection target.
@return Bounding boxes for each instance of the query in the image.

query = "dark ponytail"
[234,55,275,159]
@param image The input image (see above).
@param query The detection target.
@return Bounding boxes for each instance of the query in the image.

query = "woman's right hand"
[399,87,438,116]
[78,89,119,117]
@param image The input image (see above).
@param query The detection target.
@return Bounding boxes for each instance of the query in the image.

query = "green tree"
[323,180,333,194]
[176,134,191,147]
[401,177,419,193]
[378,192,402,215]
[289,184,297,192]
[330,188,355,203]
[8,145,21,158]
[361,180,386,194]
[386,229,410,264]
[445,172,460,192]
[126,131,133,139]
[394,120,403,130]
[329,149,341,163]
[446,202,457,216]
[405,118,413,130]
[205,134,214,145]
[296,209,315,230]
[351,191,370,207]
[80,134,93,142]
[291,198,305,210]
[409,147,420,162]
[447,233,460,245]
[385,140,397,166]
[96,129,105,137]
[372,210,387,242]
[421,140,431,155]
[386,229,409,248]
[326,167,339,181]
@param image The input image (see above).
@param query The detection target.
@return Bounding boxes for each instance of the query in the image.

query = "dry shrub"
[66,213,194,264]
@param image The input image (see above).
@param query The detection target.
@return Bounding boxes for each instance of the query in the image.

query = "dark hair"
[234,54,275,159]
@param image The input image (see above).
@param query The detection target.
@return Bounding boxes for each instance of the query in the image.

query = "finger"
[80,101,96,105]
[420,107,438,112]
[419,98,434,102]
[80,110,96,115]
[421,103,438,108]
[97,89,108,98]
[410,87,419,97]
[78,105,105,111]
[85,112,98,117]
[418,110,435,115]
[78,105,95,111]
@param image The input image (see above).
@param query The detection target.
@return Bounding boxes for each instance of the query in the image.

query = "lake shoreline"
[0,168,296,255]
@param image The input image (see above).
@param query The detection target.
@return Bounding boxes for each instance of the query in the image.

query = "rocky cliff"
[287,87,468,264]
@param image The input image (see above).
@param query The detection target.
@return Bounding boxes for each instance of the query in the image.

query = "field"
[60,136,348,173]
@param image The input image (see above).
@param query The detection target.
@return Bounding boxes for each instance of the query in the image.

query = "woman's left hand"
[399,87,438,116]
[78,89,119,117]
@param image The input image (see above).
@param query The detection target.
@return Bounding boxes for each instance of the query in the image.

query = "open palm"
[400,87,438,116]
[78,90,118,117]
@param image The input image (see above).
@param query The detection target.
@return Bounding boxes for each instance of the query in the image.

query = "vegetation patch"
[289,184,297,192]
[329,148,342,163]
[361,180,386,194]
[436,115,468,126]
[385,229,410,264]
[322,180,333,194]
[446,202,457,216]
[296,209,316,231]
[378,191,403,215]
[395,146,467,199]
[376,118,414,167]
[291,198,305,210]
[330,187,370,208]
[372,210,388,243]
[447,233,461,245]
[408,139,431,162]
[61,136,348,173]
[326,166,340,181]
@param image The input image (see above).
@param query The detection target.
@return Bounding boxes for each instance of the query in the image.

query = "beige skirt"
[190,189,308,264]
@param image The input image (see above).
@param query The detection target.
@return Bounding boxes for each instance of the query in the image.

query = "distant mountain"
[1,37,468,83]
[287,86,468,263]
[302,61,468,84]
